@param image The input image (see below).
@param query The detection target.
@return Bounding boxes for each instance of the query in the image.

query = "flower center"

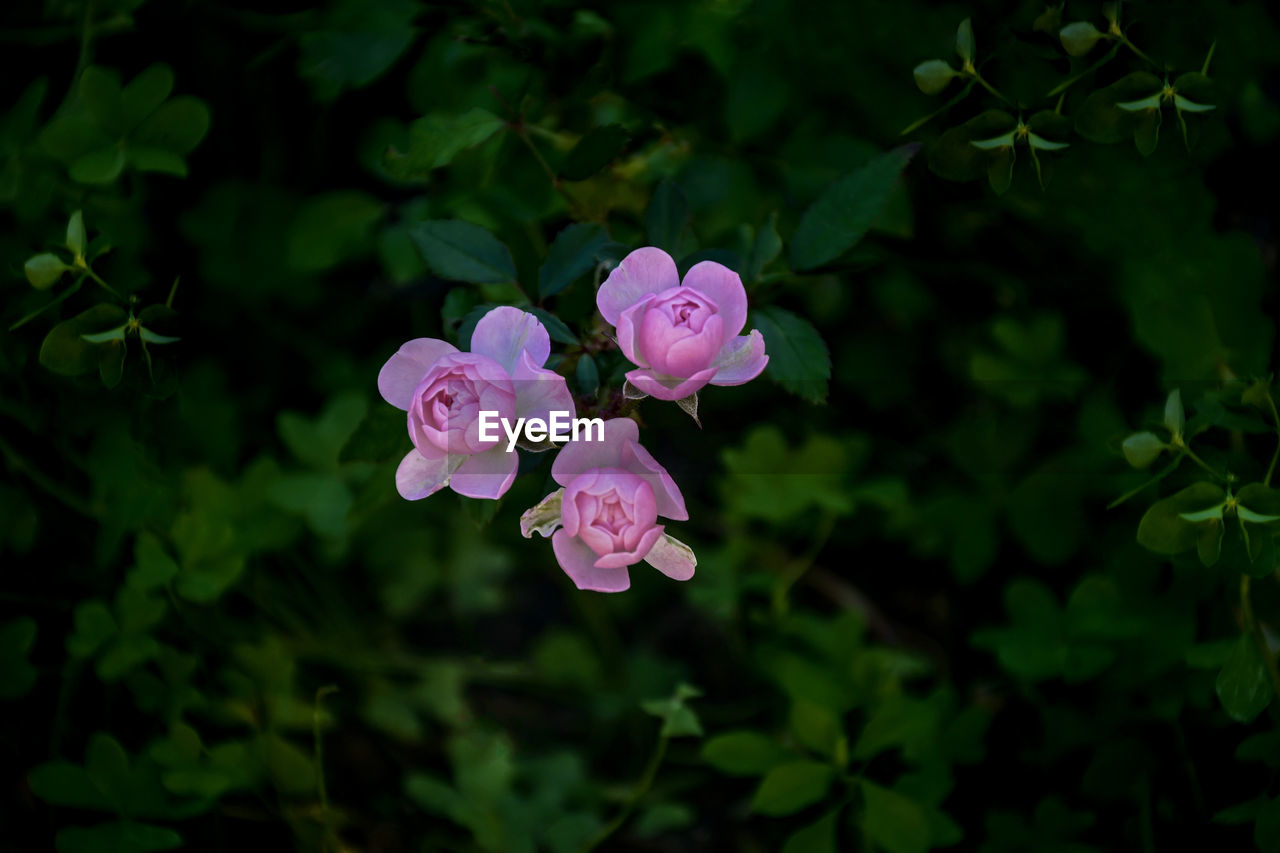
[594,491,631,535]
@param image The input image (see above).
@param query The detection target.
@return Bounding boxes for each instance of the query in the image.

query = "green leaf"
[857,781,930,853]
[1059,21,1104,56]
[387,108,506,178]
[1164,389,1185,434]
[701,731,789,776]
[928,110,1016,183]
[66,600,118,657]
[1122,431,1166,468]
[790,699,841,758]
[70,146,126,184]
[28,761,113,811]
[56,821,182,853]
[25,253,70,290]
[132,96,210,155]
[81,325,128,344]
[560,123,630,180]
[66,210,87,256]
[641,682,704,738]
[0,618,38,699]
[744,212,782,285]
[954,18,975,63]
[1216,635,1273,723]
[912,60,957,95]
[297,0,419,100]
[575,353,599,396]
[752,306,831,403]
[125,146,187,177]
[751,760,835,816]
[409,219,517,284]
[526,306,578,345]
[645,180,689,254]
[79,66,125,136]
[121,64,175,131]
[287,191,384,273]
[1076,72,1161,144]
[782,809,840,853]
[129,534,179,591]
[539,222,609,298]
[790,144,918,271]
[969,133,1015,150]
[1136,482,1227,555]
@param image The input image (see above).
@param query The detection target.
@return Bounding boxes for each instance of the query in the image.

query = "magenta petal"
[597,247,678,326]
[512,350,576,426]
[396,448,463,500]
[594,524,664,569]
[378,338,458,410]
[709,330,769,386]
[551,417,638,487]
[624,367,717,402]
[552,529,631,592]
[642,534,696,581]
[682,261,747,339]
[620,440,687,520]
[470,306,551,374]
[614,297,652,367]
[450,446,519,500]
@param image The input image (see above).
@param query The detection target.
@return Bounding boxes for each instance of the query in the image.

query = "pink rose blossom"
[522,418,696,592]
[597,247,769,401]
[378,306,574,501]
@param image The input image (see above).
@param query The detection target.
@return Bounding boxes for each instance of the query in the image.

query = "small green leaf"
[1217,635,1273,723]
[744,212,782,285]
[1122,432,1166,468]
[70,146,126,184]
[1174,95,1215,113]
[67,600,118,658]
[560,123,630,180]
[1164,389,1185,434]
[526,306,577,345]
[576,353,599,396]
[66,210,86,256]
[1117,94,1162,111]
[1060,21,1104,56]
[751,760,835,816]
[125,145,187,177]
[701,731,789,776]
[1136,482,1227,555]
[121,64,175,131]
[25,253,70,290]
[781,809,839,853]
[857,781,931,853]
[387,108,506,178]
[1027,133,1069,151]
[287,190,384,273]
[409,219,516,284]
[81,325,129,344]
[954,18,975,62]
[132,96,211,155]
[752,306,831,404]
[539,222,609,298]
[912,60,957,95]
[790,144,918,271]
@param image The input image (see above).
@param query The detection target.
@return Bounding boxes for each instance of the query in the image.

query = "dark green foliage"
[4,1,1280,852]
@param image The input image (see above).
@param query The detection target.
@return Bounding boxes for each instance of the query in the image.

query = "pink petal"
[594,524,664,569]
[551,417,638,487]
[614,297,652,367]
[620,440,687,520]
[378,338,458,410]
[450,446,519,500]
[552,529,631,592]
[709,330,769,386]
[512,350,576,425]
[470,306,551,374]
[624,367,717,402]
[597,247,678,326]
[682,261,747,339]
[643,533,696,581]
[396,447,463,500]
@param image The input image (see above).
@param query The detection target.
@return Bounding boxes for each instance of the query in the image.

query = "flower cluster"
[377,247,769,592]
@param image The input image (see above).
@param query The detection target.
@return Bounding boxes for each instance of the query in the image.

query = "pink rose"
[378,306,574,501]
[597,247,769,401]
[522,418,696,592]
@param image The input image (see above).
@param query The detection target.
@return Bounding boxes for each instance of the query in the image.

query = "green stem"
[81,264,123,299]
[773,509,839,617]
[901,79,977,135]
[1107,456,1182,509]
[970,71,1009,103]
[578,733,669,853]
[1263,392,1280,488]
[8,277,84,331]
[0,433,95,516]
[1048,41,1121,97]
[1180,445,1225,482]
[514,125,582,219]
[1240,575,1280,699]
[1121,35,1157,67]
